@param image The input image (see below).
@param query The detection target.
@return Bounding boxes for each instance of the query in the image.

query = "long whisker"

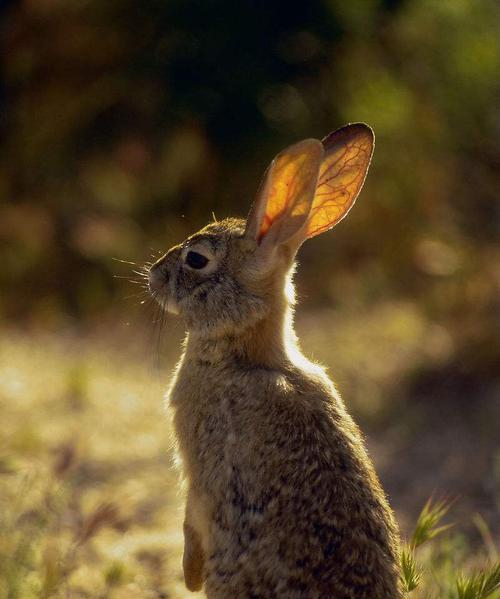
[112,257,139,266]
[113,259,153,312]
[113,276,148,288]
[117,254,172,375]
[124,290,151,302]
[113,274,143,281]
[157,307,170,372]
[149,279,172,373]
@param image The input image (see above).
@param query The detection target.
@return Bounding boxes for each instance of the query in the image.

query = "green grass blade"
[400,545,421,593]
[456,562,500,599]
[411,497,453,549]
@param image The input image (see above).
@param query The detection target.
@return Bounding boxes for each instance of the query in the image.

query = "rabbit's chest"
[169,368,247,490]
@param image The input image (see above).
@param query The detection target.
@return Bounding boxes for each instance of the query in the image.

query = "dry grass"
[0,331,195,598]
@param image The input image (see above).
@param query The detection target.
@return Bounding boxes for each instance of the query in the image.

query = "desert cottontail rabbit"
[149,123,402,598]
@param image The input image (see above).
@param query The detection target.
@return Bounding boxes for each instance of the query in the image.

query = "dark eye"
[185,250,209,269]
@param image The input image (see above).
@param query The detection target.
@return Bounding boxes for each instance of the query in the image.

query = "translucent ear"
[245,139,323,248]
[306,123,374,239]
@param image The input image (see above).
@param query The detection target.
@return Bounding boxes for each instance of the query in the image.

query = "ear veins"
[306,124,374,239]
[258,163,303,241]
[245,139,323,247]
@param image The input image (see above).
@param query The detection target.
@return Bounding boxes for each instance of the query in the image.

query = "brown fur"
[149,217,402,598]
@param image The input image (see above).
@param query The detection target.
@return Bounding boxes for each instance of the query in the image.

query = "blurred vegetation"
[2,0,499,334]
[1,0,499,594]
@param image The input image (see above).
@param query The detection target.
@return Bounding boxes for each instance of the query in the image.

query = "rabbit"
[148,123,402,598]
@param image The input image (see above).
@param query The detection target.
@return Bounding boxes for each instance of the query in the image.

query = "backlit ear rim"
[306,123,374,239]
[322,122,374,153]
[245,139,323,246]
[244,163,273,243]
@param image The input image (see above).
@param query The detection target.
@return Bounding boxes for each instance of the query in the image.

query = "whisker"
[124,290,150,301]
[125,260,170,375]
[112,257,138,266]
[146,281,171,373]
[113,274,141,281]
[154,303,167,372]
[113,276,147,287]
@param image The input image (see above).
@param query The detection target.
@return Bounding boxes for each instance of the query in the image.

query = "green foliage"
[410,498,453,549]
[398,498,499,598]
[401,498,452,595]
[1,0,500,354]
[456,563,500,599]
[400,545,421,592]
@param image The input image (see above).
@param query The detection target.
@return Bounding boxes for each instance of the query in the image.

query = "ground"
[1,303,498,597]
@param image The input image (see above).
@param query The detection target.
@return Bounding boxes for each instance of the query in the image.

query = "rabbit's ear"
[245,139,323,249]
[305,123,374,239]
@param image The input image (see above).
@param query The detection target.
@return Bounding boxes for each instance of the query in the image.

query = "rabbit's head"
[149,124,374,338]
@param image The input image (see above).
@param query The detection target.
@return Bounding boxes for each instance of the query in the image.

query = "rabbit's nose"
[148,265,169,294]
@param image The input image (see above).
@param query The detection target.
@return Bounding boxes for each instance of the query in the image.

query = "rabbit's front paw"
[183,521,205,591]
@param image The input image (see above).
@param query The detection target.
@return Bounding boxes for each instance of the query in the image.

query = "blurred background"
[1,0,499,597]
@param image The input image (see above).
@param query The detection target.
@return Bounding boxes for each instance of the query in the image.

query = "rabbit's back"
[170,358,402,598]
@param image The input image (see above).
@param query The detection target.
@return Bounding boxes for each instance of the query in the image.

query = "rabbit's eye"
[185,250,209,269]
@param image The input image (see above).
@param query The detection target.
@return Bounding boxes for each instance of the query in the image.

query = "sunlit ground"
[1,302,498,597]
